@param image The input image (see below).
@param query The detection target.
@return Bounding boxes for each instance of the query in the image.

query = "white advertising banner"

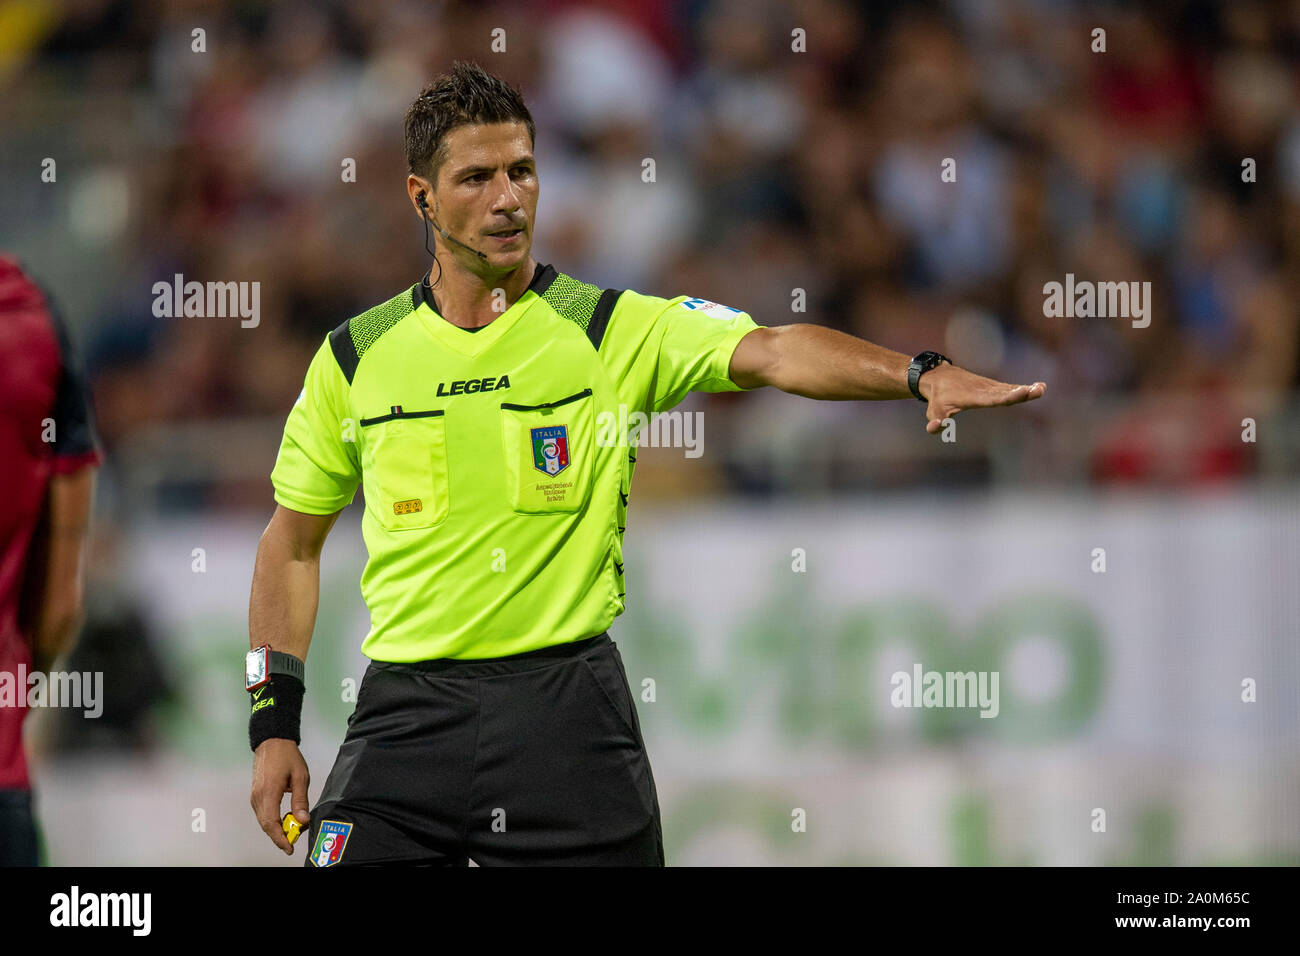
[29,489,1300,865]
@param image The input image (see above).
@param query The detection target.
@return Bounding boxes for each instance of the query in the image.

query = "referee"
[247,62,1046,866]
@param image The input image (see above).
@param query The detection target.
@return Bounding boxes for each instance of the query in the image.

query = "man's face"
[427,121,538,275]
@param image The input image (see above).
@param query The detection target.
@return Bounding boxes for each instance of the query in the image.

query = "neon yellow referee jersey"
[270,263,760,661]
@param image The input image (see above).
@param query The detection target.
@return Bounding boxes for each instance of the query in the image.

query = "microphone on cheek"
[434,221,489,260]
[417,190,488,260]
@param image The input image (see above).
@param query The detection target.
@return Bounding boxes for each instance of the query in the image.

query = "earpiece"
[418,189,488,260]
[414,187,487,261]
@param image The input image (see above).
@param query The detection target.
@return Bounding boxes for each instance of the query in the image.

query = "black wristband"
[249,674,304,753]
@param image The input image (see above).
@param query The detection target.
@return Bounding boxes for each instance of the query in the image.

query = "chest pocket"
[500,388,595,514]
[359,407,450,531]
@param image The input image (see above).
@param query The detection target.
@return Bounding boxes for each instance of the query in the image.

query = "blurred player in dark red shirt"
[0,255,102,866]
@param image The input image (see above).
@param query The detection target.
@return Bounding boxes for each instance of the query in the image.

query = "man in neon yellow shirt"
[247,63,1046,866]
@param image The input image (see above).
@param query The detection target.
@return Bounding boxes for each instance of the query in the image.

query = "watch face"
[245,646,269,690]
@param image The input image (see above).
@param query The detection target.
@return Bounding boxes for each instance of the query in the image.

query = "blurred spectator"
[0,0,1294,496]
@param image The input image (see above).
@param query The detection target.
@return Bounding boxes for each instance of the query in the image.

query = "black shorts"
[305,632,663,866]
[0,788,39,867]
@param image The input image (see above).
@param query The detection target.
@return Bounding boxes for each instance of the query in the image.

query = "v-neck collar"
[412,261,557,357]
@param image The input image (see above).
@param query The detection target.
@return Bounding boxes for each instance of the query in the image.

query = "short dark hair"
[404,62,536,185]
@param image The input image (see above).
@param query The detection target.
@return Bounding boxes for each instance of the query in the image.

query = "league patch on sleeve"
[680,297,742,320]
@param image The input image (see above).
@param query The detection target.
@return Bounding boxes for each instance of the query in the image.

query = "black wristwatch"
[245,645,305,692]
[907,351,952,402]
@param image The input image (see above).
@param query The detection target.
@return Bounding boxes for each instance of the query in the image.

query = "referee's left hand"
[917,365,1046,435]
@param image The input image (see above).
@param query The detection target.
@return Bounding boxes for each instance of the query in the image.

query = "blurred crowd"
[3,0,1299,498]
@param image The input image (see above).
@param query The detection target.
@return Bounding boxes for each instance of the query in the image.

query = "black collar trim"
[414,261,555,316]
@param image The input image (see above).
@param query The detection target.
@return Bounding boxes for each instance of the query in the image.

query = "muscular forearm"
[248,530,321,662]
[731,324,916,400]
[730,323,1046,434]
[30,469,96,670]
[32,601,82,673]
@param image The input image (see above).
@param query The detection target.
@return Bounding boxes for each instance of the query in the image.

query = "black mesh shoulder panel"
[538,271,623,350]
[328,286,418,384]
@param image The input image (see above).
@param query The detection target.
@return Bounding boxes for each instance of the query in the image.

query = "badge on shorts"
[531,425,570,476]
[310,820,352,868]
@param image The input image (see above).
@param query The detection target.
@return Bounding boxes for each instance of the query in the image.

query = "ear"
[407,175,432,213]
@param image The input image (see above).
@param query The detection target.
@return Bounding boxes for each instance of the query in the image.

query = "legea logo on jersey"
[531,425,570,476]
[680,298,741,320]
[311,820,352,868]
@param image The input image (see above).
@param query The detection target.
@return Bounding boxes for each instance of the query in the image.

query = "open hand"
[918,365,1046,435]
